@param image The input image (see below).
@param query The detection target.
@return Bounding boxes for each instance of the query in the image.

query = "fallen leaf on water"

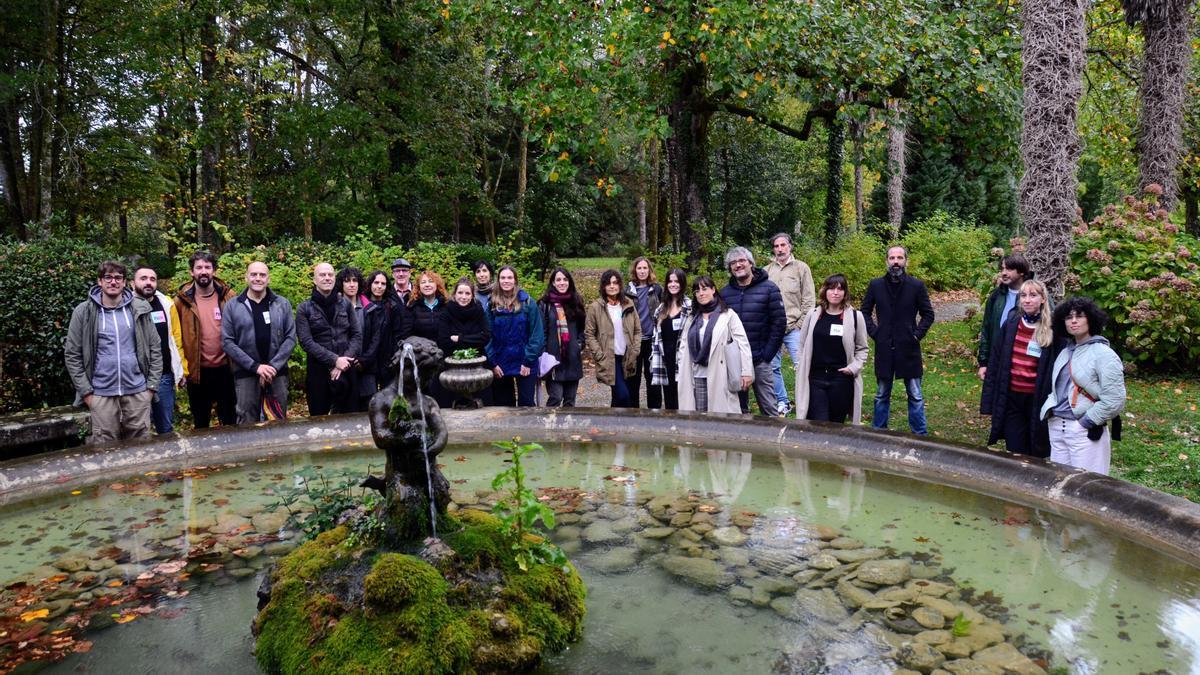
[112,613,137,624]
[451,479,467,484]
[46,574,69,583]
[105,580,123,588]
[914,536,930,543]
[697,504,719,513]
[70,490,82,496]
[454,456,467,462]
[73,640,93,653]
[136,572,155,581]
[109,483,126,490]
[19,609,49,622]
[212,498,230,507]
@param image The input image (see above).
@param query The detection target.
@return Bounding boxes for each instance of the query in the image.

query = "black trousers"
[626,337,661,409]
[187,366,237,428]
[1001,390,1036,456]
[806,371,854,424]
[307,370,355,416]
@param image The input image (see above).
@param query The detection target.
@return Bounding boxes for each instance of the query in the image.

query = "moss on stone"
[255,515,585,674]
[363,553,446,610]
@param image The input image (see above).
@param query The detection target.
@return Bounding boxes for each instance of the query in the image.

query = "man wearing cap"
[391,258,414,304]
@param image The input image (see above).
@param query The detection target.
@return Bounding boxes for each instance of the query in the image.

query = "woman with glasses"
[1039,297,1126,474]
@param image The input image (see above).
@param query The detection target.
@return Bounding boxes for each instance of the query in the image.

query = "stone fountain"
[251,337,585,674]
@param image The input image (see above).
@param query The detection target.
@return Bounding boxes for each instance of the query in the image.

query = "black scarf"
[447,299,483,323]
[688,305,720,367]
[311,287,339,325]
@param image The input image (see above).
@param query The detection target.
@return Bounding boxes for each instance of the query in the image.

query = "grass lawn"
[775,318,1200,502]
[559,257,624,272]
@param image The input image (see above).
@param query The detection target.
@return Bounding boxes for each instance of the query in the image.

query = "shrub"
[900,211,994,291]
[793,232,887,303]
[0,237,117,412]
[1067,187,1200,368]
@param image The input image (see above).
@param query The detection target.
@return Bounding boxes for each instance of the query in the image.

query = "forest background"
[2,0,1200,415]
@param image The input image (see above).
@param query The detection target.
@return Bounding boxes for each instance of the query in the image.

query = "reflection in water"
[1163,599,1200,675]
[777,457,865,526]
[705,450,752,505]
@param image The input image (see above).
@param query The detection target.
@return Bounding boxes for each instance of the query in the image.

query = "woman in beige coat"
[584,269,641,407]
[677,275,754,413]
[794,274,869,424]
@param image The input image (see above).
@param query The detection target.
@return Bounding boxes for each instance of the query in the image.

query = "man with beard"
[976,254,1030,381]
[132,266,184,433]
[222,261,297,424]
[173,251,237,428]
[719,245,786,417]
[765,232,815,416]
[65,261,162,443]
[861,245,936,434]
[297,262,362,415]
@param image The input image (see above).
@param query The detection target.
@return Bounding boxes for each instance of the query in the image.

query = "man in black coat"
[720,245,786,416]
[861,245,935,434]
[297,262,362,415]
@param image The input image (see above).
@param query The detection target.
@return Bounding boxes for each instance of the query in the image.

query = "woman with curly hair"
[1039,296,1126,474]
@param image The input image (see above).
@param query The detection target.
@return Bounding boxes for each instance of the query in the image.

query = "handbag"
[725,338,743,393]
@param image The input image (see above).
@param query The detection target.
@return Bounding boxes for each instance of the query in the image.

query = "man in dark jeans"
[297,262,362,415]
[719,245,786,417]
[222,261,297,424]
[131,265,184,433]
[173,251,237,428]
[861,245,936,434]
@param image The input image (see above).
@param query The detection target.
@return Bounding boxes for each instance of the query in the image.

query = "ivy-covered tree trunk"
[377,0,420,248]
[824,118,845,245]
[198,8,219,245]
[1018,0,1088,301]
[664,60,711,268]
[851,117,865,231]
[887,100,906,238]
[1125,0,1195,209]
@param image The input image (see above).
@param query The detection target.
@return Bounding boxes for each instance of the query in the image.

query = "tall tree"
[1120,0,1196,209]
[1019,0,1089,300]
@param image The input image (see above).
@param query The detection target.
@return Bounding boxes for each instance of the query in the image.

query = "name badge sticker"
[213,307,222,321]
[150,310,167,324]
[1027,341,1042,358]
[263,311,272,325]
[830,323,844,337]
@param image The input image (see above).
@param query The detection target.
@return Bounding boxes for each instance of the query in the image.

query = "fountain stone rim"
[1,407,1197,568]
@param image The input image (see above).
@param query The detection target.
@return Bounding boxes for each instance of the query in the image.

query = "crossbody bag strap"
[1068,358,1098,407]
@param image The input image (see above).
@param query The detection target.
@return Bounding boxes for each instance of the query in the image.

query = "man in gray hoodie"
[64,261,163,443]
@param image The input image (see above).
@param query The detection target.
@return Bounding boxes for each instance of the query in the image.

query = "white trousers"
[1048,416,1111,475]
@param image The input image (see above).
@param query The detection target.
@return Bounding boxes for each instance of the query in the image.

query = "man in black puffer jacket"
[720,246,786,416]
[297,262,362,415]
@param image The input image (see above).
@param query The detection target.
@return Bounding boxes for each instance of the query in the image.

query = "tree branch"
[712,102,816,140]
[1086,48,1140,86]
[267,45,337,91]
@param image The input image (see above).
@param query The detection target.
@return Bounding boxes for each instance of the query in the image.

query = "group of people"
[976,255,1126,474]
[63,238,1125,476]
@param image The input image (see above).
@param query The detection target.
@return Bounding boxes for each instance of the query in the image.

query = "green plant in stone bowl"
[491,438,568,571]
[451,347,482,360]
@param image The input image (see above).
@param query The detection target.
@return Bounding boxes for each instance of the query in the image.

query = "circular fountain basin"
[0,408,1197,673]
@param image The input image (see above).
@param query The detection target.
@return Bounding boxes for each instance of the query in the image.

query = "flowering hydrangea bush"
[1068,185,1200,368]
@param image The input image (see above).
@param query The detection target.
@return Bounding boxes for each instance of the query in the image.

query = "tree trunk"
[886,100,906,239]
[647,140,660,252]
[515,121,528,227]
[480,144,496,244]
[198,9,219,244]
[1184,185,1198,235]
[851,117,865,231]
[1019,0,1088,301]
[637,144,647,245]
[824,118,845,246]
[664,60,710,268]
[1133,0,1194,210]
[0,102,28,238]
[378,0,420,247]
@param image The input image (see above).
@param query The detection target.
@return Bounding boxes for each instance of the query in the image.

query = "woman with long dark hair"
[365,269,396,387]
[1039,297,1126,474]
[538,267,586,407]
[585,269,641,408]
[486,266,544,406]
[336,267,383,411]
[794,274,869,424]
[626,256,663,408]
[676,275,752,413]
[981,279,1059,456]
[649,268,690,410]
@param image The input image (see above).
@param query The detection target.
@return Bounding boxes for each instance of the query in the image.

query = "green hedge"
[900,211,995,291]
[0,237,116,412]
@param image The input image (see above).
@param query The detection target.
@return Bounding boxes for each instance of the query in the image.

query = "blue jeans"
[872,377,927,435]
[611,355,635,408]
[772,328,803,406]
[150,373,176,434]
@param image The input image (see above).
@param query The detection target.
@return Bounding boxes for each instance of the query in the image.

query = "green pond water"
[0,441,1196,674]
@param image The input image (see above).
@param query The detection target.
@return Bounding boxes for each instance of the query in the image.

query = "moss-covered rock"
[254,517,585,674]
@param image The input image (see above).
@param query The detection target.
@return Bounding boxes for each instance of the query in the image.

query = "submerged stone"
[857,559,911,585]
[581,520,621,544]
[590,548,638,574]
[898,642,946,672]
[970,643,1045,674]
[706,526,748,547]
[659,555,733,589]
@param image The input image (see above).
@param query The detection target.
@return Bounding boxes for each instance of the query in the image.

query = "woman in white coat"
[677,275,754,413]
[794,274,870,424]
